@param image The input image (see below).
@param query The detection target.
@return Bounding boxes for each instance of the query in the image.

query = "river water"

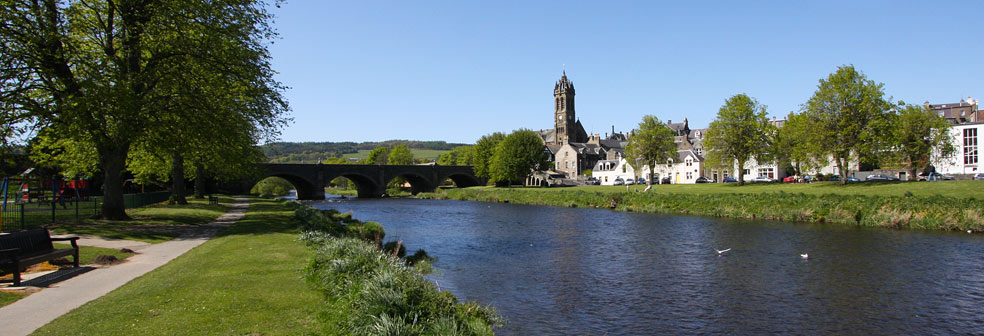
[312,198,984,335]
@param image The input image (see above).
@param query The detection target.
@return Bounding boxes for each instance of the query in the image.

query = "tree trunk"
[907,164,917,182]
[99,145,131,220]
[194,163,206,199]
[836,157,847,185]
[737,159,745,186]
[168,151,188,205]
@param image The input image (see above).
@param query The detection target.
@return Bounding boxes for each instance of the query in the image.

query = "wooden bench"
[0,229,80,286]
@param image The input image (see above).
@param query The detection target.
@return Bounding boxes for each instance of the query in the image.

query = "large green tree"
[703,94,774,186]
[388,145,414,165]
[0,0,286,218]
[773,112,823,176]
[489,129,547,185]
[365,147,390,165]
[882,103,955,179]
[802,65,891,184]
[473,132,505,180]
[624,115,676,186]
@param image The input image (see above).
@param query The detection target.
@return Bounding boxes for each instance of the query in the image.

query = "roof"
[536,129,556,144]
[592,159,621,171]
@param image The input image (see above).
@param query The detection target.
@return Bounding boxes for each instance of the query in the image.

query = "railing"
[0,191,172,232]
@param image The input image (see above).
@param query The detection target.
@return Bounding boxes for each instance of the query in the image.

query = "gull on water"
[716,248,731,254]
[800,253,809,259]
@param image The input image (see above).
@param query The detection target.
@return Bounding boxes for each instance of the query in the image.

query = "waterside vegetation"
[419,182,984,231]
[293,203,501,335]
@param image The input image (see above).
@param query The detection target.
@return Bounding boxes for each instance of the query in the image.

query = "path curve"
[0,198,250,336]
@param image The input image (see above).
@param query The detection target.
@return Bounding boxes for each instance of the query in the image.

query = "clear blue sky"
[268,1,984,144]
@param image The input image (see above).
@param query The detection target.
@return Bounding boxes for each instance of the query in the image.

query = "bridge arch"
[382,172,435,196]
[324,172,380,199]
[438,173,484,188]
[266,173,320,200]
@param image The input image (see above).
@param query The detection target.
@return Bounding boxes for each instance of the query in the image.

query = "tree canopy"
[473,132,506,179]
[623,115,676,185]
[387,145,415,165]
[704,94,773,186]
[882,103,955,178]
[489,130,547,185]
[0,0,288,218]
[802,65,890,184]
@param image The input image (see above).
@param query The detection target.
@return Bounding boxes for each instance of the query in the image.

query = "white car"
[975,173,984,181]
[750,176,777,183]
[613,177,624,185]
[625,178,635,185]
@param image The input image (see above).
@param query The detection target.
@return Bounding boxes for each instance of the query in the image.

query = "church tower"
[554,71,576,144]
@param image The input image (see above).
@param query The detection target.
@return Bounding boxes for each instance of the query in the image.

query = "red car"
[782,176,796,183]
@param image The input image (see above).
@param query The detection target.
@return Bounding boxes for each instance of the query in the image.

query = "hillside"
[262,140,469,163]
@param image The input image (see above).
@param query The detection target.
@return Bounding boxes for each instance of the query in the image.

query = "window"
[686,159,692,167]
[565,161,569,169]
[622,165,626,173]
[743,169,750,175]
[758,167,775,178]
[686,172,692,179]
[695,148,702,155]
[965,128,978,165]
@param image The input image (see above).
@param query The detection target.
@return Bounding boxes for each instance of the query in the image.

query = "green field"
[341,148,450,161]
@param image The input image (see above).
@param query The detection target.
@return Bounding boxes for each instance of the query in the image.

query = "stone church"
[537,72,627,178]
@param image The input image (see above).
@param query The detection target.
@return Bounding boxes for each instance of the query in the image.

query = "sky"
[267,1,984,144]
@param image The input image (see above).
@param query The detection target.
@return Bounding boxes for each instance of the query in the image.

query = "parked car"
[782,176,797,183]
[637,177,647,185]
[585,177,600,185]
[722,176,737,183]
[625,178,635,185]
[865,174,898,182]
[829,176,859,182]
[751,176,777,183]
[695,176,711,183]
[661,176,672,184]
[917,172,954,181]
[613,177,624,185]
[976,173,984,180]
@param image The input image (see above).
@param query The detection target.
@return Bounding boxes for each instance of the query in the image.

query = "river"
[312,198,984,335]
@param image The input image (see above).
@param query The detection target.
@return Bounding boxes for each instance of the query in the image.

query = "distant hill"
[261,140,470,163]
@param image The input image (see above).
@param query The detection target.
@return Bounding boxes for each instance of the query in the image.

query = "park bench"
[208,195,219,205]
[0,229,80,287]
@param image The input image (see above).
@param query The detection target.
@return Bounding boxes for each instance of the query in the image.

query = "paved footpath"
[0,198,250,336]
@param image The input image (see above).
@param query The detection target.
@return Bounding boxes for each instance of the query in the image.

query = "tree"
[0,0,287,218]
[365,147,390,165]
[473,132,506,179]
[437,146,475,166]
[489,130,548,185]
[703,94,773,186]
[773,112,823,176]
[388,145,414,165]
[624,115,677,186]
[882,103,956,179]
[802,65,891,184]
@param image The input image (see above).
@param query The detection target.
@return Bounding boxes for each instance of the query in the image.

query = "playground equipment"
[2,175,90,211]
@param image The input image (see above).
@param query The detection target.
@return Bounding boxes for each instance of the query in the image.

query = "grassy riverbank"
[33,197,499,335]
[33,198,323,335]
[419,181,984,231]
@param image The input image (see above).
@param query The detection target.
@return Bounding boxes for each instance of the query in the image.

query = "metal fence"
[0,191,171,232]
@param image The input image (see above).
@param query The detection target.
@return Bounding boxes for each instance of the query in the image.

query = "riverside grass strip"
[31,198,323,336]
[420,182,984,231]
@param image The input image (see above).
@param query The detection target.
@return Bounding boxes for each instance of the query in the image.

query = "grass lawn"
[529,180,984,199]
[48,196,231,244]
[341,148,450,161]
[31,197,322,336]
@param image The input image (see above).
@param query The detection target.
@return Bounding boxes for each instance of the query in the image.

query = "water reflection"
[313,199,984,335]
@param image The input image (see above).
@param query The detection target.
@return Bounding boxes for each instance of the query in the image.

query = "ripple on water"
[313,199,984,335]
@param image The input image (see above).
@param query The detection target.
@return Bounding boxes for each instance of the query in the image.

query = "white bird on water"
[716,248,731,255]
[800,253,809,259]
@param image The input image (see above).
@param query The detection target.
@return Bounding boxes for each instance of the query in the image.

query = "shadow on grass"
[215,198,302,238]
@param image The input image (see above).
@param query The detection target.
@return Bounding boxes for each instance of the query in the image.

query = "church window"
[556,98,560,111]
[561,98,566,110]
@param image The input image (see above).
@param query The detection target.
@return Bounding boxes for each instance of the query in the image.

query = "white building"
[592,159,636,185]
[938,121,981,175]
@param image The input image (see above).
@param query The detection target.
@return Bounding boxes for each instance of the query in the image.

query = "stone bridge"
[253,163,485,199]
